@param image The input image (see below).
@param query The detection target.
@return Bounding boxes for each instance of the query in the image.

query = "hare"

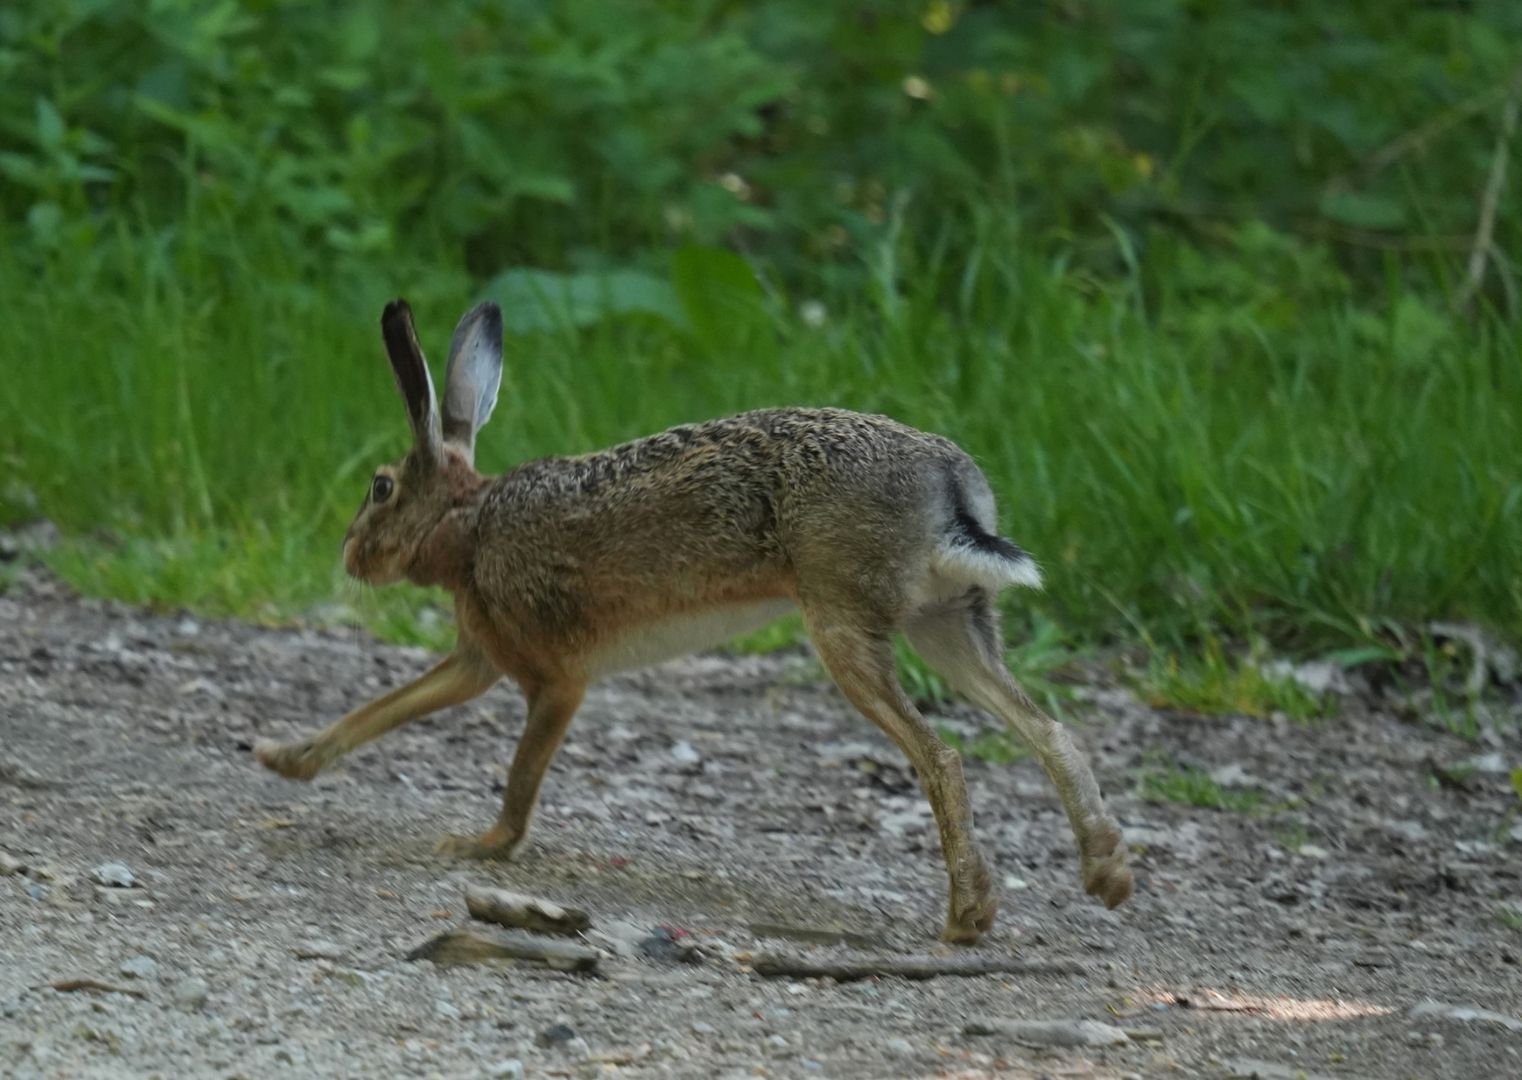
[255,298,1131,943]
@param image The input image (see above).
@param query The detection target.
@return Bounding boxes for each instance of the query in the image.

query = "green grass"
[3,212,1520,661]
[1138,764,1265,813]
[1137,638,1330,721]
[939,727,1029,767]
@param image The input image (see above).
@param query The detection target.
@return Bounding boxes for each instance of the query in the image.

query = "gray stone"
[488,1062,525,1080]
[91,862,135,888]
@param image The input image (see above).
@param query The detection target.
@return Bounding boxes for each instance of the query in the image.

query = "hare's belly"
[584,599,795,678]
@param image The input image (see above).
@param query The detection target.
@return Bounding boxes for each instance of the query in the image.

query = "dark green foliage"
[1,2,1519,658]
[4,1,1520,292]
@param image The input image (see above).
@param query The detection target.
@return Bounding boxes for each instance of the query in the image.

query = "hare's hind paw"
[1080,828,1134,909]
[254,737,328,781]
[940,893,998,945]
[436,828,522,861]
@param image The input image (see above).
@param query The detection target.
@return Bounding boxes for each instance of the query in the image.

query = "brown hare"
[256,298,1132,943]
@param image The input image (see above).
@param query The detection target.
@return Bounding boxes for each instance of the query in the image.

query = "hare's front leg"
[805,613,998,945]
[256,645,499,780]
[437,680,585,860]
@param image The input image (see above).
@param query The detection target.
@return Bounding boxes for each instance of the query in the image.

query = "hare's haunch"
[255,299,1131,943]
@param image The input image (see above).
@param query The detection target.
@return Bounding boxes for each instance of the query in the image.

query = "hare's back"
[476,407,979,589]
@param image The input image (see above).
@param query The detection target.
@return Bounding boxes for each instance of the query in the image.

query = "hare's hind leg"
[255,644,499,781]
[804,609,997,944]
[437,679,585,860]
[905,590,1132,909]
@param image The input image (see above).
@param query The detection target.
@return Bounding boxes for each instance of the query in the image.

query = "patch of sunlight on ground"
[1142,986,1394,1021]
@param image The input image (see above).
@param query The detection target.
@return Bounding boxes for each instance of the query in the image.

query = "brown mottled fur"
[255,299,1131,943]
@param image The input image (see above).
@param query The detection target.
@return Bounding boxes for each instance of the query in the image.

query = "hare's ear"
[380,299,443,463]
[441,301,504,463]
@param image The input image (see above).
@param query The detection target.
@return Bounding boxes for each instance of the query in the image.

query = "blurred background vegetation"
[2,1,1519,677]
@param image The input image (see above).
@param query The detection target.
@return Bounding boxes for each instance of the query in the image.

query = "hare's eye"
[371,475,395,503]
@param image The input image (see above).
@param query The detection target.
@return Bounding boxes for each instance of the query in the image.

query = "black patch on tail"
[947,478,1032,564]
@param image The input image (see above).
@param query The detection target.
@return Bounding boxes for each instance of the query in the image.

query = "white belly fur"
[584,599,796,678]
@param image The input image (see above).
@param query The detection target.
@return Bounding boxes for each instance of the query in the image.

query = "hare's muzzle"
[341,535,361,580]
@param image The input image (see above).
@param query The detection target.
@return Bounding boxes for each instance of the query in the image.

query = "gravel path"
[2,570,1520,1078]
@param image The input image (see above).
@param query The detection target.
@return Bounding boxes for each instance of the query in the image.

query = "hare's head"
[343,299,503,585]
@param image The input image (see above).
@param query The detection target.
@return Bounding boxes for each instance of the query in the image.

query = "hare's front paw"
[436,828,523,861]
[254,737,329,782]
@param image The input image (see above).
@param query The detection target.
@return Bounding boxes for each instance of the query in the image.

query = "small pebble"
[670,741,701,766]
[91,862,135,888]
[293,940,344,961]
[884,1037,916,1057]
[536,1023,577,1049]
[172,977,209,1011]
[119,955,158,980]
[434,998,461,1020]
[488,1062,525,1080]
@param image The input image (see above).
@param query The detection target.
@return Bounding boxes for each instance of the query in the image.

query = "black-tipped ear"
[380,299,442,462]
[441,301,504,463]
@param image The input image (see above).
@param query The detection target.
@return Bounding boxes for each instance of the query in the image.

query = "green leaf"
[1318,190,1407,231]
[1321,645,1402,668]
[670,245,767,353]
[35,97,64,149]
[1511,767,1522,803]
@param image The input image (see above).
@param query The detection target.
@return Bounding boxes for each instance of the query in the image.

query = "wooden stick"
[405,928,600,973]
[1455,62,1522,316]
[45,978,147,999]
[750,951,1086,981]
[464,885,591,936]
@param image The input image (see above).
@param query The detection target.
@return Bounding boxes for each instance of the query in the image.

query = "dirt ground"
[2,567,1520,1079]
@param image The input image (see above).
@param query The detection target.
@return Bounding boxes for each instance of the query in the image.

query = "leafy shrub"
[3,0,1519,299]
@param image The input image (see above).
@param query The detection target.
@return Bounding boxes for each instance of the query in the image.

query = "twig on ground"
[751,951,1086,982]
[405,928,601,973]
[44,978,147,998]
[464,884,592,936]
